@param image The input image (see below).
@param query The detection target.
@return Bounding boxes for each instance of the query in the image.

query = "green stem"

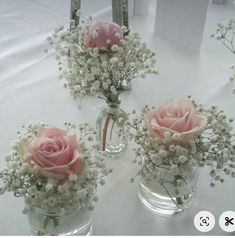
[42,215,59,234]
[161,183,184,210]
[109,120,116,141]
[43,216,50,230]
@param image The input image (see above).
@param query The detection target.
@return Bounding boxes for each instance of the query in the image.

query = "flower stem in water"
[161,183,184,210]
[42,215,59,234]
[109,119,116,141]
[102,114,112,151]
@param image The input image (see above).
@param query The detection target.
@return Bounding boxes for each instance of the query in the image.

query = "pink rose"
[84,21,123,51]
[27,127,84,179]
[145,99,207,143]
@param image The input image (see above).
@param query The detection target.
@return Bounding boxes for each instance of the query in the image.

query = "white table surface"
[0,0,235,235]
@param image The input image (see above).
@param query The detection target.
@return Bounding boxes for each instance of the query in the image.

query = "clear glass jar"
[96,101,128,158]
[138,160,199,216]
[26,204,93,235]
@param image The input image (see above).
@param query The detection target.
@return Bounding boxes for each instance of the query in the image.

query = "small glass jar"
[96,101,128,158]
[138,160,199,216]
[26,204,93,235]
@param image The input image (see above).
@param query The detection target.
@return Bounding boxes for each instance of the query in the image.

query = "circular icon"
[219,211,235,232]
[194,211,215,232]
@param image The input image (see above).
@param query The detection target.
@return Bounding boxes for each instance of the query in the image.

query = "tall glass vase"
[26,204,93,235]
[96,100,128,158]
[138,159,199,216]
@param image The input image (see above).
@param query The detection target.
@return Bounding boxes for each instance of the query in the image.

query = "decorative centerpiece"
[0,122,111,235]
[47,18,157,158]
[212,19,235,91]
[127,98,235,216]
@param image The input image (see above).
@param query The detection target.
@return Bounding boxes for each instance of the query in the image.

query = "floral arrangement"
[47,18,157,103]
[0,122,111,213]
[127,98,235,206]
[212,19,235,91]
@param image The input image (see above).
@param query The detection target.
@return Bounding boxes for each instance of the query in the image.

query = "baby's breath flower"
[68,174,78,181]
[212,19,235,92]
[45,183,53,192]
[159,149,167,158]
[47,20,157,103]
[0,122,111,214]
[110,57,118,65]
[127,98,235,190]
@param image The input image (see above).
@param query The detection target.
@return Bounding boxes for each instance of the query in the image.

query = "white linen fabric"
[0,0,235,235]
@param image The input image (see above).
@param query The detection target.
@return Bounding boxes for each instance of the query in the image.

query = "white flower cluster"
[127,98,235,188]
[212,19,235,90]
[212,19,235,53]
[47,20,158,103]
[0,122,112,213]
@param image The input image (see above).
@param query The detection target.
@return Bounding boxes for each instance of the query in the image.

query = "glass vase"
[26,204,93,235]
[138,160,199,216]
[96,101,128,158]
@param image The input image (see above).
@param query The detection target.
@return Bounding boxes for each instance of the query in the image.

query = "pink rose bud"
[145,99,207,143]
[84,21,123,51]
[26,127,84,180]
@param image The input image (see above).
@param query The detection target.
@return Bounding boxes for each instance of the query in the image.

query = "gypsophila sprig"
[47,19,158,103]
[212,19,235,90]
[127,97,235,192]
[0,122,112,214]
[212,19,235,55]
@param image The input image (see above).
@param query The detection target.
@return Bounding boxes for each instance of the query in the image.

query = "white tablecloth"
[0,0,235,235]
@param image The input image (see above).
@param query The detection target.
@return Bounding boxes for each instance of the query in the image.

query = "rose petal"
[182,109,198,131]
[166,101,180,117]
[169,111,189,132]
[42,153,84,179]
[26,126,83,179]
[37,127,67,138]
[84,21,123,51]
[40,145,72,166]
[29,137,72,167]
[68,134,80,150]
[150,119,168,138]
[30,151,58,167]
[145,99,208,143]
[178,114,208,141]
